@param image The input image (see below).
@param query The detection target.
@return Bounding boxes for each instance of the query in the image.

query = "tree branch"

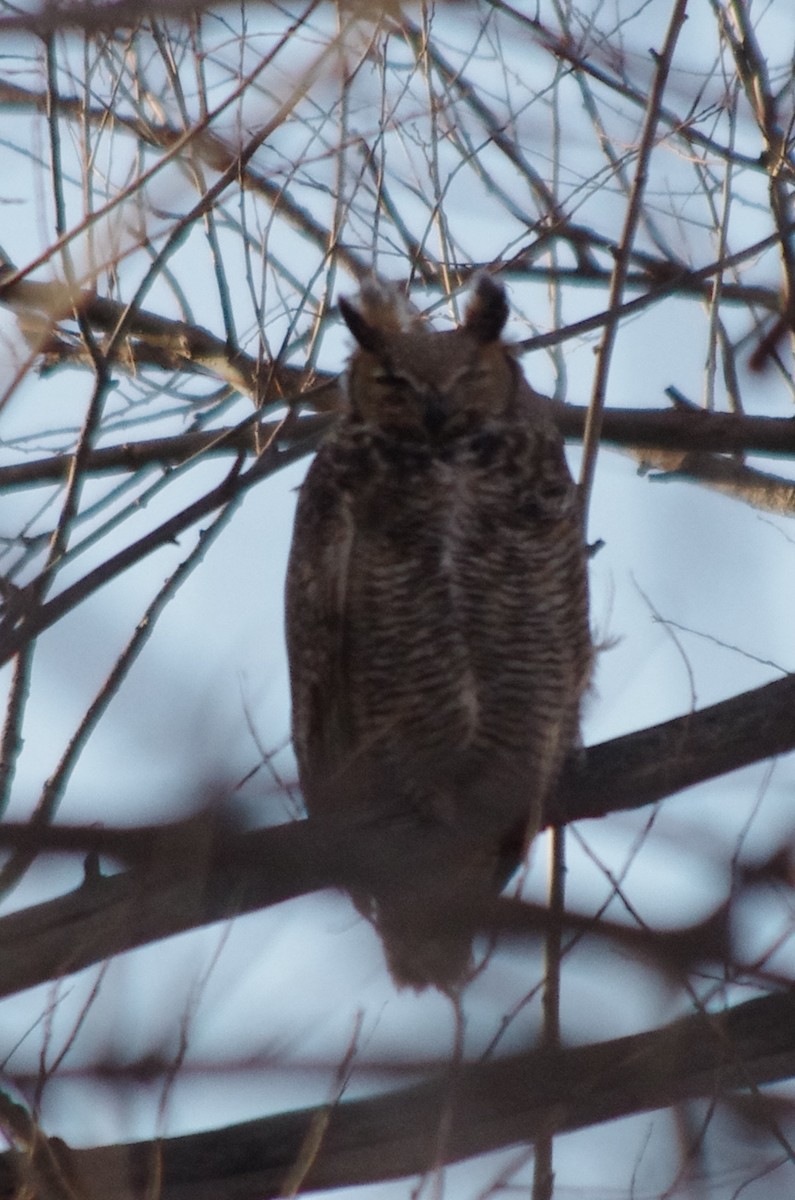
[3,405,795,494]
[0,672,791,1000]
[3,989,794,1199]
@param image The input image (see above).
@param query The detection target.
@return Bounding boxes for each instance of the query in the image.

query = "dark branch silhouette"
[3,990,794,1200]
[0,669,791,1000]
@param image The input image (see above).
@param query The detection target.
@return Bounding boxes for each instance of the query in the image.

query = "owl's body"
[285,277,591,990]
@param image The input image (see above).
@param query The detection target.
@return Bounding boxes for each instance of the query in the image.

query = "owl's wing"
[285,443,356,812]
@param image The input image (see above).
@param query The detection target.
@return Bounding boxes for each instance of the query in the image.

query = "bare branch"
[3,990,794,1200]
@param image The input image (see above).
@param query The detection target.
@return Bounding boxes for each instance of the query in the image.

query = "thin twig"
[580,0,689,510]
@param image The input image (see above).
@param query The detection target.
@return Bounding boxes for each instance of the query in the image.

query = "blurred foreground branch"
[0,670,792,1000]
[2,989,793,1200]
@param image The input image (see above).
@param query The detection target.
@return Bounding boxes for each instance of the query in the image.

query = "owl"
[285,275,592,991]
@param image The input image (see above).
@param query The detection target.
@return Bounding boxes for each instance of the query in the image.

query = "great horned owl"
[285,275,592,991]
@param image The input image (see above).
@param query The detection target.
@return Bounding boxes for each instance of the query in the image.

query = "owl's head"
[339,275,520,434]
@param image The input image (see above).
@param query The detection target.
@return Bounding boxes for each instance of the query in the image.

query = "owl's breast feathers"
[287,400,589,820]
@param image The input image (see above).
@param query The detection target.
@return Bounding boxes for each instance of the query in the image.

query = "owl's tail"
[370,895,475,992]
[347,812,528,992]
[347,868,499,994]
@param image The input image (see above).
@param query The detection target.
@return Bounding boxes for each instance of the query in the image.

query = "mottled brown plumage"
[285,275,592,990]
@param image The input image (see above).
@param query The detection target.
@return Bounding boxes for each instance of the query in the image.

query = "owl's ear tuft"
[464,274,509,343]
[339,294,385,355]
[339,278,420,353]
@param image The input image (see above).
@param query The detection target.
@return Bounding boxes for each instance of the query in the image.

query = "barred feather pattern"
[285,276,592,990]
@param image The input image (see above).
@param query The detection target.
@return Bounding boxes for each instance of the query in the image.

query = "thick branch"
[557,404,795,457]
[0,673,791,1000]
[555,670,795,824]
[0,414,334,491]
[3,407,795,493]
[3,990,794,1199]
